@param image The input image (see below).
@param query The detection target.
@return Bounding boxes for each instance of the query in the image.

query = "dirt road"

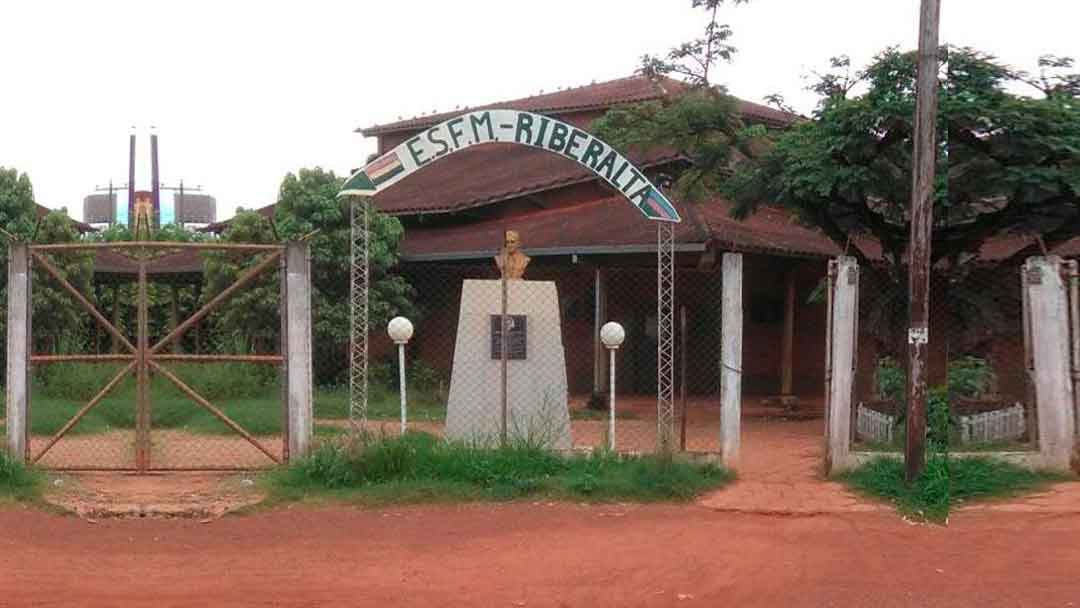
[1,503,1077,607]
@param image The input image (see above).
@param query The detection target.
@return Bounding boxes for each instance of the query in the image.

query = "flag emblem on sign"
[365,152,405,186]
[640,188,680,222]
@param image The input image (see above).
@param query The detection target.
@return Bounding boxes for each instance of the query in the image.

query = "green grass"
[839,455,1072,521]
[264,431,734,506]
[0,451,43,504]
[28,362,450,437]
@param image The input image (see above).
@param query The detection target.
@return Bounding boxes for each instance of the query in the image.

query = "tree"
[202,209,280,353]
[640,0,749,87]
[725,47,1080,267]
[274,167,415,385]
[0,167,37,240]
[31,210,94,353]
[593,1,768,204]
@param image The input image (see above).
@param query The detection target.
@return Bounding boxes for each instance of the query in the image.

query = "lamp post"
[387,316,414,435]
[600,321,626,451]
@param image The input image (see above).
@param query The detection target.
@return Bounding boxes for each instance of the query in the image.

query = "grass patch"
[839,455,1071,521]
[265,432,733,506]
[0,451,43,504]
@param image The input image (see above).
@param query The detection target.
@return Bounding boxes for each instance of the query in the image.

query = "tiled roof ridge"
[360,74,799,135]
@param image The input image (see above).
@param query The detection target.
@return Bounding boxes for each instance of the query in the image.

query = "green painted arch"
[339,108,681,223]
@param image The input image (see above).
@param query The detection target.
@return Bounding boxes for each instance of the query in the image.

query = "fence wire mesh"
[347,260,727,454]
[25,244,285,470]
[851,262,1035,452]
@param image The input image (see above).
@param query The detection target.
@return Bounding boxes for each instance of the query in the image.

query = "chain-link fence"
[22,243,286,470]
[346,259,728,454]
[851,262,1034,452]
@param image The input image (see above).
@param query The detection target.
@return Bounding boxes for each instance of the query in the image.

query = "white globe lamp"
[600,321,626,350]
[599,321,626,451]
[386,316,414,433]
[387,316,414,345]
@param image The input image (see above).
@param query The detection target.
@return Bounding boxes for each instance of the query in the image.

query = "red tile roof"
[35,204,95,233]
[360,75,800,136]
[399,196,840,261]
[375,143,683,216]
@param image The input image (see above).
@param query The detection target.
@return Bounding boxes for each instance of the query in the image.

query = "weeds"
[266,432,733,505]
[0,451,42,503]
[839,455,1070,522]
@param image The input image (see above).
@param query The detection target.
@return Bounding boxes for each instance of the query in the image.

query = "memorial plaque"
[490,315,527,360]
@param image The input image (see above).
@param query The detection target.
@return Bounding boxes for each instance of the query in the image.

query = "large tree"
[728,47,1080,267]
[274,167,415,385]
[204,168,415,384]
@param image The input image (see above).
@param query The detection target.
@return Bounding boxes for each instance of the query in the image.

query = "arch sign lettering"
[339,109,681,223]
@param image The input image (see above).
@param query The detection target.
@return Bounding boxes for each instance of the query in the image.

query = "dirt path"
[1,504,1078,607]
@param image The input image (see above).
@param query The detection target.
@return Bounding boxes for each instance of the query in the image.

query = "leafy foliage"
[204,168,415,385]
[726,47,1080,266]
[640,0,749,87]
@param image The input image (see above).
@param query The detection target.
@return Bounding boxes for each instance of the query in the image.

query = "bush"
[0,451,42,501]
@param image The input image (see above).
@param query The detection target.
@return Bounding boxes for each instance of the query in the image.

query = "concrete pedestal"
[445,280,571,449]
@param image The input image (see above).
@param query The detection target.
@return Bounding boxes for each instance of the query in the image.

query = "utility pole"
[905,0,942,482]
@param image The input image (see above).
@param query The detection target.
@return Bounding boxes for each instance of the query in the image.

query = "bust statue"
[494,230,530,280]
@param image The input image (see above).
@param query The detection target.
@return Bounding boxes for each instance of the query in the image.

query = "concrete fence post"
[720,253,743,468]
[285,241,314,459]
[825,257,859,474]
[1023,257,1076,470]
[6,243,30,459]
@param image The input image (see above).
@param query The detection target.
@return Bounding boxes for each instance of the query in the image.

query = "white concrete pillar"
[285,242,314,459]
[825,257,859,474]
[6,243,30,459]
[1024,257,1076,470]
[720,253,743,468]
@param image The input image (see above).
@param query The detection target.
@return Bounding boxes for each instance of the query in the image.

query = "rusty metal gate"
[24,241,293,471]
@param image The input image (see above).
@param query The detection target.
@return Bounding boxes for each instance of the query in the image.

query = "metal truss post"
[656,222,676,452]
[349,198,371,430]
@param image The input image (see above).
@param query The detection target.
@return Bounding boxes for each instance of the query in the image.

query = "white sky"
[1,0,1077,222]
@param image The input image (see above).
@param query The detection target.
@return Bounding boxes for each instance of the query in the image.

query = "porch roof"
[399,196,842,262]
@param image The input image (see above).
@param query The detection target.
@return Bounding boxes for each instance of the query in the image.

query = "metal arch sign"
[338,109,681,223]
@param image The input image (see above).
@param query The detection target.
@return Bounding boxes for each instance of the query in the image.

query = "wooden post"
[905,0,942,482]
[720,253,743,468]
[136,258,150,472]
[592,267,607,397]
[1024,257,1076,470]
[285,242,314,458]
[781,269,796,399]
[826,257,859,474]
[499,232,509,447]
[6,243,30,459]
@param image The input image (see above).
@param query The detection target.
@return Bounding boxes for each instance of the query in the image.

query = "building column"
[285,241,314,459]
[825,257,859,475]
[720,253,743,468]
[1024,257,1076,470]
[6,243,30,459]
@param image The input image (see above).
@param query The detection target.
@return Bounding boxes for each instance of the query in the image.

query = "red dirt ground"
[1,504,1079,607]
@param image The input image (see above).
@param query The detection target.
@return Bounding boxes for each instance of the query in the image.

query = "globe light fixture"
[599,321,625,451]
[387,316,414,345]
[600,321,625,350]
[386,316,414,433]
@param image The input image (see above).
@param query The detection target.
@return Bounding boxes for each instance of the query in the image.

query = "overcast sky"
[1,0,1077,222]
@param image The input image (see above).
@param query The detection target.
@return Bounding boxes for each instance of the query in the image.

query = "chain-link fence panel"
[350,260,726,455]
[26,243,286,470]
[850,260,1036,453]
